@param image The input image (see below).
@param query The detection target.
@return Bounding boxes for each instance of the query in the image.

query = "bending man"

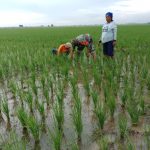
[71,34,96,60]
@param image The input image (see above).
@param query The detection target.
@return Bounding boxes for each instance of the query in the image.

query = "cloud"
[116,12,150,23]
[110,0,150,14]
[12,0,71,6]
[0,0,149,26]
[0,10,48,26]
[100,0,150,24]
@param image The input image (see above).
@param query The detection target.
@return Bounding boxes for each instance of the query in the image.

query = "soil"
[0,80,150,150]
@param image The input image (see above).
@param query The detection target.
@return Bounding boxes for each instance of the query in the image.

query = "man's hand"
[98,40,101,46]
[113,40,117,46]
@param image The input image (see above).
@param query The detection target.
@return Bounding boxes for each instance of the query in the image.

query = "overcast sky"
[0,0,150,27]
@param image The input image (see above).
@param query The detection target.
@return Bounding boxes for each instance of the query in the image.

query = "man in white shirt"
[100,12,117,58]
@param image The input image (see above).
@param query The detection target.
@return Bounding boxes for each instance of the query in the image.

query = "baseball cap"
[65,42,72,48]
[106,12,113,18]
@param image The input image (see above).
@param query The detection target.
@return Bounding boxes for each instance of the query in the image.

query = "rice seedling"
[112,76,119,97]
[114,59,122,79]
[146,75,150,90]
[25,91,33,114]
[123,74,129,88]
[71,83,78,98]
[126,85,135,102]
[17,107,28,137]
[139,79,145,94]
[48,126,62,150]
[71,143,80,150]
[61,60,70,80]
[138,95,145,115]
[37,100,45,120]
[3,60,12,80]
[30,80,38,99]
[53,101,64,131]
[105,70,114,88]
[18,89,25,108]
[93,65,102,91]
[2,97,11,130]
[43,85,50,108]
[83,80,91,98]
[8,80,18,102]
[118,114,128,139]
[121,87,128,108]
[127,100,140,126]
[56,80,64,110]
[144,125,150,149]
[37,100,46,132]
[0,100,3,122]
[129,66,136,87]
[51,68,57,82]
[72,96,82,142]
[30,61,36,74]
[126,137,136,150]
[30,72,38,99]
[91,90,98,109]
[27,115,40,145]
[0,130,26,150]
[71,87,79,108]
[82,69,91,97]
[0,65,4,81]
[95,102,106,130]
[56,85,64,110]
[20,73,24,90]
[70,74,78,100]
[47,75,54,103]
[106,92,116,120]
[140,65,148,81]
[72,108,83,142]
[103,83,109,102]
[99,136,109,150]
[55,62,61,80]
[40,73,46,91]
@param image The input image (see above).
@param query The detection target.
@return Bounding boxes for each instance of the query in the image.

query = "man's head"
[105,12,113,23]
[85,34,93,43]
[51,48,57,55]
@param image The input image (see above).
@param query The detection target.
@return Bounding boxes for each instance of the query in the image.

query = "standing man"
[71,34,96,60]
[100,12,117,58]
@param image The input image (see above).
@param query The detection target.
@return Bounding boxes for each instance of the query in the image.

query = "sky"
[0,0,150,27]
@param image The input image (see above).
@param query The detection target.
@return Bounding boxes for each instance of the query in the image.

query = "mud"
[0,78,150,150]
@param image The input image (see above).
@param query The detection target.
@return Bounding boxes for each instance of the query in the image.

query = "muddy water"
[58,83,98,150]
[0,80,99,150]
[0,79,150,150]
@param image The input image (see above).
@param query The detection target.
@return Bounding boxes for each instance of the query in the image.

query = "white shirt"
[101,21,117,43]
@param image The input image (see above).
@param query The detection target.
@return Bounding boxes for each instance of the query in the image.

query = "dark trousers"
[103,41,114,57]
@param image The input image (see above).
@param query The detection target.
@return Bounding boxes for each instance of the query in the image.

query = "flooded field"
[0,25,150,149]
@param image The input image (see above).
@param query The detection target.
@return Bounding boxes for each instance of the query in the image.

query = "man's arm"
[69,47,74,59]
[113,24,117,46]
[57,44,63,55]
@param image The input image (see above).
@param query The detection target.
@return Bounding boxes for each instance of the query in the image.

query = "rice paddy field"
[0,24,150,150]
